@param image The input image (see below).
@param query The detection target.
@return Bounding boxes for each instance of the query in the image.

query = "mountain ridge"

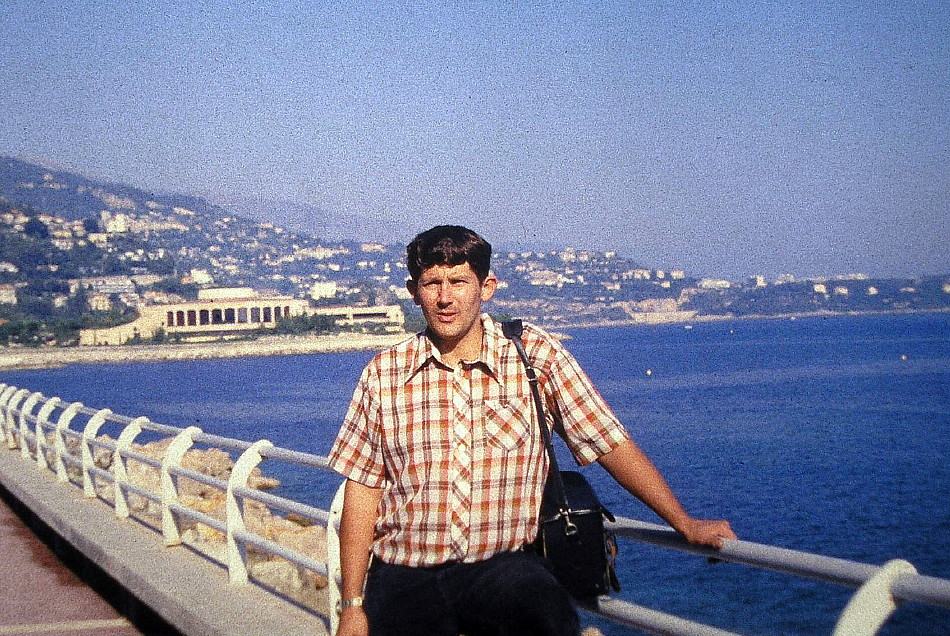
[0,155,409,247]
[0,156,229,225]
[217,195,406,245]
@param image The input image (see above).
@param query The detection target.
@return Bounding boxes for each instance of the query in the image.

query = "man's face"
[408,262,497,352]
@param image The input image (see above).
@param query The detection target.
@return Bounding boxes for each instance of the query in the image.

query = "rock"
[270,524,328,566]
[42,429,329,602]
[249,559,326,606]
[251,556,327,590]
[251,560,308,591]
[93,434,115,469]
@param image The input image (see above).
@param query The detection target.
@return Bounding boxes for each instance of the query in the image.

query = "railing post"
[160,425,202,546]
[833,559,918,636]
[113,416,148,519]
[0,385,20,447]
[82,408,112,498]
[53,402,83,482]
[327,481,346,636]
[34,397,61,470]
[5,388,30,449]
[17,391,44,459]
[225,439,273,584]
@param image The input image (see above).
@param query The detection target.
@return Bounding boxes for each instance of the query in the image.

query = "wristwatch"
[336,596,364,614]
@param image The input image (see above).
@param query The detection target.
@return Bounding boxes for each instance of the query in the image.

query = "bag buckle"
[561,509,579,537]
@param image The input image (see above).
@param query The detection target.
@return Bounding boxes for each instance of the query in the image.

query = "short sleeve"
[327,362,388,487]
[539,336,630,465]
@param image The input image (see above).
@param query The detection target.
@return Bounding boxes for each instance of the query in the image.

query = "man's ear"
[480,274,498,302]
[406,279,420,305]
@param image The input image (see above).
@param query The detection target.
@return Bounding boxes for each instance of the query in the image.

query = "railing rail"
[607,518,950,610]
[0,382,947,636]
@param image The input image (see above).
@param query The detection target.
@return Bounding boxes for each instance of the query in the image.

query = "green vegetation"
[399,301,426,334]
[0,314,81,347]
[79,307,138,329]
[273,314,338,335]
[151,277,200,300]
[22,217,50,239]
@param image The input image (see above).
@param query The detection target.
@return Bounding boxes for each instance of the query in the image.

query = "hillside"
[0,156,225,225]
[0,156,392,345]
[0,155,947,348]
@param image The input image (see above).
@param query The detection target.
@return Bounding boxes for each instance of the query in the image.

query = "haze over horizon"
[1,1,947,280]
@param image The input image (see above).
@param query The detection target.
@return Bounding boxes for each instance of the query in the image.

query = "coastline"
[0,332,409,371]
[1,308,946,371]
[552,307,950,330]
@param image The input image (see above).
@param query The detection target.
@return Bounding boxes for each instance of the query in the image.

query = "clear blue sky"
[1,1,947,279]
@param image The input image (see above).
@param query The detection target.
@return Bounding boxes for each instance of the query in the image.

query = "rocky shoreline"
[54,432,331,612]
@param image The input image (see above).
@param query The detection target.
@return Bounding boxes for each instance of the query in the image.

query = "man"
[329,225,736,636]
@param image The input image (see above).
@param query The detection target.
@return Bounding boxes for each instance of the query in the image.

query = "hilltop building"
[0,284,17,305]
[698,278,732,290]
[309,282,338,300]
[69,274,162,296]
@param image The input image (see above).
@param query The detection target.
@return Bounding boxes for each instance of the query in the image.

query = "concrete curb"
[0,333,408,371]
[0,450,329,636]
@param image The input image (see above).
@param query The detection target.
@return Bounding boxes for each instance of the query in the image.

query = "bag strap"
[501,319,577,536]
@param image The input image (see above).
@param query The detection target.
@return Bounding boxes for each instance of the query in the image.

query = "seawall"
[0,332,408,371]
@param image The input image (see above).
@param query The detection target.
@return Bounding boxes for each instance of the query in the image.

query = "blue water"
[4,313,949,635]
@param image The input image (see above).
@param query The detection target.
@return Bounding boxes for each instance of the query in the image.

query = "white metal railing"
[1,383,948,636]
[0,384,339,609]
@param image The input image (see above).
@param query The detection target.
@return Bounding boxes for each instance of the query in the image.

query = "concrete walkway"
[0,449,329,636]
[0,494,145,636]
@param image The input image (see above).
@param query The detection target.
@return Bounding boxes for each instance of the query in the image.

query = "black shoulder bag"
[502,320,621,602]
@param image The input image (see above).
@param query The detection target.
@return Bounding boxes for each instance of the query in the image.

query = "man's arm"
[596,439,736,549]
[336,479,383,636]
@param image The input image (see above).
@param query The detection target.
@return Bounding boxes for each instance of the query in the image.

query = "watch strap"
[337,596,364,613]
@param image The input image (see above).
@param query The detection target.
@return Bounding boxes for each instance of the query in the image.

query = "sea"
[3,312,949,635]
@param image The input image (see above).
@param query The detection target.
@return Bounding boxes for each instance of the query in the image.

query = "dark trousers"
[364,551,580,636]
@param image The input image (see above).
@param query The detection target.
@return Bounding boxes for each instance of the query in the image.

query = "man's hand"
[336,606,370,636]
[597,440,739,550]
[675,517,737,550]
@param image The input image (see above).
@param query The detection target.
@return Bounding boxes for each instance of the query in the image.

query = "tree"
[273,313,338,335]
[23,218,50,239]
[151,277,199,300]
[399,301,427,333]
[82,217,101,233]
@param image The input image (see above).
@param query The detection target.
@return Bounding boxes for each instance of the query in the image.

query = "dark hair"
[406,225,492,282]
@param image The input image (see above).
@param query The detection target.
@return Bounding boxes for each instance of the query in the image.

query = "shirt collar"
[403,314,504,384]
[479,315,505,378]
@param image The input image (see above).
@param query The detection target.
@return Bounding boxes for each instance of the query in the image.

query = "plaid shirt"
[328,315,629,567]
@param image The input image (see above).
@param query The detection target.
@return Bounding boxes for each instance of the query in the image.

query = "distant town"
[1,156,948,347]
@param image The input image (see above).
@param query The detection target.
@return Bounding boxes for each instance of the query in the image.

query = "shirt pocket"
[482,396,534,451]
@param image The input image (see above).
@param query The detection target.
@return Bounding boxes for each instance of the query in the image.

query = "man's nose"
[436,284,452,304]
